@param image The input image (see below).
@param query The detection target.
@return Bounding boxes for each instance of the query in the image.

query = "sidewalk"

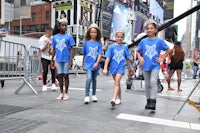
[126,78,200,102]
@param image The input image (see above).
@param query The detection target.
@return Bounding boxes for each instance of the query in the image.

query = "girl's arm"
[103,58,110,75]
[93,54,102,69]
[82,55,85,70]
[69,46,74,68]
[136,51,144,66]
[50,47,55,68]
[126,59,135,75]
[157,48,172,63]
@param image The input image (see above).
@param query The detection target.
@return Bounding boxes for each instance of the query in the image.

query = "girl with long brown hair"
[166,41,185,92]
[82,24,103,104]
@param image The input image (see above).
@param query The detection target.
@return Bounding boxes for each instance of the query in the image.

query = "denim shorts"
[56,62,69,74]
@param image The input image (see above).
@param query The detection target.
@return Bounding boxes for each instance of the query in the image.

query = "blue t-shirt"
[137,37,168,71]
[82,40,103,70]
[52,33,75,62]
[105,43,130,74]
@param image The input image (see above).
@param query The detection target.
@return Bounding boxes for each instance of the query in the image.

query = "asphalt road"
[0,72,199,133]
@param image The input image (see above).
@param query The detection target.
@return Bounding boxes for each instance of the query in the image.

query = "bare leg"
[112,74,122,100]
[63,74,69,100]
[64,74,69,94]
[57,74,64,99]
[166,69,175,90]
[176,69,182,92]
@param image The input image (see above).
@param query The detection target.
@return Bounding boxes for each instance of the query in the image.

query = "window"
[27,25,38,32]
[46,11,50,20]
[32,13,36,22]
[20,0,26,6]
[41,24,49,32]
[14,26,20,34]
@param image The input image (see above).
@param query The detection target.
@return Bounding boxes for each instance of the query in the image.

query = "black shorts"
[169,61,183,70]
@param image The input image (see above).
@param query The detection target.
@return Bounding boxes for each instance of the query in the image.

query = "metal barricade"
[0,41,26,77]
[28,46,42,81]
[0,40,37,94]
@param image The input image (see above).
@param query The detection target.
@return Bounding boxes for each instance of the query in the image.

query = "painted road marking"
[69,87,102,91]
[47,87,102,91]
[117,113,200,131]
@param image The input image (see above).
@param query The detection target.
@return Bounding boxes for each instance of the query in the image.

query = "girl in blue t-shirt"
[103,30,135,107]
[51,18,75,100]
[136,20,171,111]
[82,24,103,104]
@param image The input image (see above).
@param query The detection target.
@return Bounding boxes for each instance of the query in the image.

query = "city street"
[0,71,200,133]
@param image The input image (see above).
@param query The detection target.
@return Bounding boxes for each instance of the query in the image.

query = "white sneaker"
[193,79,197,81]
[51,83,57,91]
[92,95,98,102]
[115,99,121,105]
[42,85,47,92]
[84,96,90,104]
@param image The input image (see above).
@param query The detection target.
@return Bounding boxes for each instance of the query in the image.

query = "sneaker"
[192,79,196,81]
[111,99,115,107]
[115,99,121,105]
[42,85,47,91]
[92,95,98,102]
[51,83,57,91]
[84,96,90,104]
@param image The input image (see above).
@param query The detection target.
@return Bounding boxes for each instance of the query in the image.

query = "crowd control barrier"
[0,40,40,95]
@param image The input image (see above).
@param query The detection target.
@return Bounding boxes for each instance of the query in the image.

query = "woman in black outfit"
[166,41,185,92]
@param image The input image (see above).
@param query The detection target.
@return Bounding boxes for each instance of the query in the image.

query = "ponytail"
[53,21,60,35]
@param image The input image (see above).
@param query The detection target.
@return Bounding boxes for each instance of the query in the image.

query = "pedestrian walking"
[160,58,168,82]
[39,27,57,91]
[127,46,138,79]
[166,41,185,92]
[82,23,103,104]
[136,20,171,111]
[51,18,75,100]
[17,51,24,71]
[192,55,200,81]
[103,29,135,107]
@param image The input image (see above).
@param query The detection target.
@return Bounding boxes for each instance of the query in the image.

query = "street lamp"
[20,16,28,36]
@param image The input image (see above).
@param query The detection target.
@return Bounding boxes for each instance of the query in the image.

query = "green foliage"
[185,62,192,69]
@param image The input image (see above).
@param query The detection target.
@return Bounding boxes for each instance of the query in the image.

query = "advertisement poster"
[149,0,163,24]
[52,1,73,25]
[110,2,132,44]
[79,1,93,28]
[133,0,148,40]
[134,13,147,39]
[102,0,114,38]
[163,0,174,20]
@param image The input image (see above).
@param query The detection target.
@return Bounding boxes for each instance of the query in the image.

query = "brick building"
[10,3,51,38]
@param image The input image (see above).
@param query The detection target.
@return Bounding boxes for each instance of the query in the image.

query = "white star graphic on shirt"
[87,46,98,60]
[144,44,157,59]
[55,39,66,52]
[112,50,125,64]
